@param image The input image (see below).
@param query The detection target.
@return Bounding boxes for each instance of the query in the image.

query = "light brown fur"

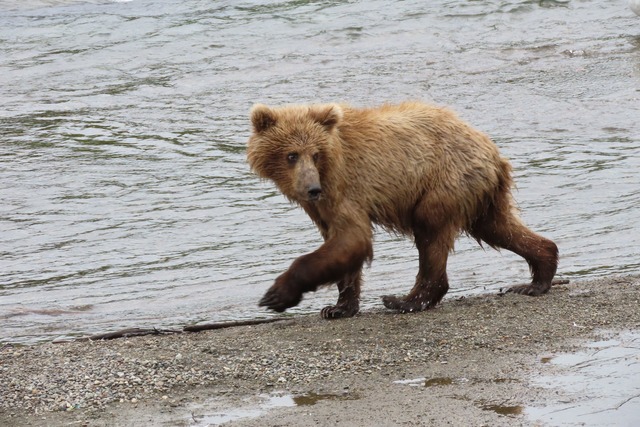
[247,102,558,318]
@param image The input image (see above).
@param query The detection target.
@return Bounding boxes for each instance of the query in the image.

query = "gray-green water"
[1,0,639,344]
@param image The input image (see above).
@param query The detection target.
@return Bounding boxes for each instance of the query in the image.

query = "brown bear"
[247,102,558,318]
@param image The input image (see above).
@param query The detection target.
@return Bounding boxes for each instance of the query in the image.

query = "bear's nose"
[307,185,322,200]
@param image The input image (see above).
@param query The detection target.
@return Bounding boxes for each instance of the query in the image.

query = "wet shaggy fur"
[247,102,559,318]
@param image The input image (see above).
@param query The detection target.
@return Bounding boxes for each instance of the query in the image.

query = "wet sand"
[1,275,639,426]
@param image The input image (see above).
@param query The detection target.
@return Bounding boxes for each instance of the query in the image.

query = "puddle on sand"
[394,376,459,387]
[294,392,359,406]
[394,376,523,417]
[424,377,454,387]
[394,377,455,387]
[393,376,518,388]
[186,391,358,426]
[527,331,640,426]
[188,393,293,426]
[478,402,524,417]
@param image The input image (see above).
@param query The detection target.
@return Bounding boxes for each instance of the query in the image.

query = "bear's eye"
[287,152,299,164]
[312,152,319,163]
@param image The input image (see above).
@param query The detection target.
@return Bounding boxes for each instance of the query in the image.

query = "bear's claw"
[505,282,551,296]
[320,304,359,319]
[258,294,286,312]
[258,287,301,312]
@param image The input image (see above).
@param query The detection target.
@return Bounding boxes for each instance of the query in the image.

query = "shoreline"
[1,275,639,426]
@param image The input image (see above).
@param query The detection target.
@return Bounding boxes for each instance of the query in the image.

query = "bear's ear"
[250,104,277,133]
[309,104,343,131]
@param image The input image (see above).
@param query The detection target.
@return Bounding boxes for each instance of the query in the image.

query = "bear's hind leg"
[470,200,558,296]
[320,270,361,319]
[382,220,456,313]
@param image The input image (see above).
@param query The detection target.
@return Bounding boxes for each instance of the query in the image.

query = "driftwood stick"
[88,327,182,340]
[53,319,291,344]
[183,317,290,332]
[63,328,182,343]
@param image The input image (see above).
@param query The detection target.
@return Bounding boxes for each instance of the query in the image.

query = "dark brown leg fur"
[470,196,558,295]
[320,270,361,319]
[382,200,456,312]
[259,232,372,313]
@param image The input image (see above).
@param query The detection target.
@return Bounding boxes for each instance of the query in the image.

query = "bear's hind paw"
[382,295,434,313]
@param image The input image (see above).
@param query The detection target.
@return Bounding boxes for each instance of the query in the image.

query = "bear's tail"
[497,157,514,197]
[494,156,522,222]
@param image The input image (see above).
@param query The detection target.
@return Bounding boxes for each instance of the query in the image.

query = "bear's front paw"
[320,303,359,319]
[258,285,302,312]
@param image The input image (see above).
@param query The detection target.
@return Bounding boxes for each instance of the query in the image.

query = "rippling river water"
[1,0,639,344]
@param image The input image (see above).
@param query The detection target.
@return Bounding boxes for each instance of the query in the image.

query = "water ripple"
[1,0,639,343]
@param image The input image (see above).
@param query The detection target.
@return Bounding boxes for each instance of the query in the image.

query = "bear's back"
[336,103,506,233]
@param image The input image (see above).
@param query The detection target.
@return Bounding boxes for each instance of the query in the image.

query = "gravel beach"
[1,275,639,426]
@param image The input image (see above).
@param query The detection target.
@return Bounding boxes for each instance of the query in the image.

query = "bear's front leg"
[320,270,362,319]
[259,232,372,313]
[383,212,455,313]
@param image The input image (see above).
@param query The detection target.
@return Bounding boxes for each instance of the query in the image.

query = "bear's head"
[247,103,343,204]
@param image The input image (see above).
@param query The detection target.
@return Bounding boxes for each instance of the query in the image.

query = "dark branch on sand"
[182,317,290,332]
[53,318,291,343]
[71,327,182,342]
